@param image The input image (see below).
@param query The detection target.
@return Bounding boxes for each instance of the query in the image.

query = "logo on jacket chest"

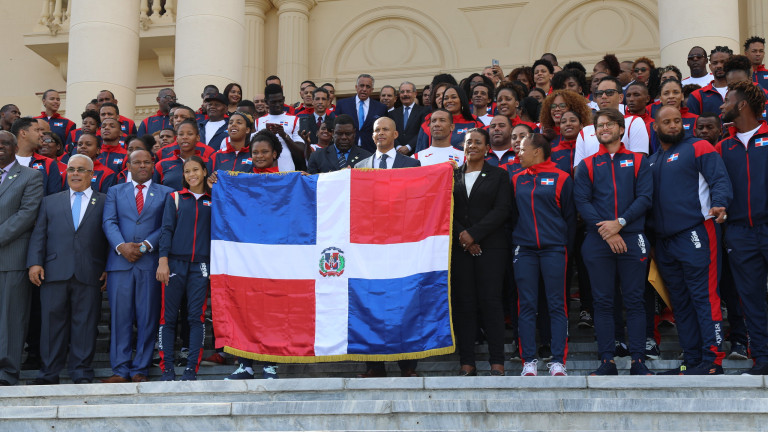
[666,153,679,162]
[620,159,633,168]
[32,163,44,170]
[754,137,768,148]
[540,178,554,185]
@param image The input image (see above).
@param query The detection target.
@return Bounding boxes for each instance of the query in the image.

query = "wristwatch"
[139,243,148,254]
[618,218,627,227]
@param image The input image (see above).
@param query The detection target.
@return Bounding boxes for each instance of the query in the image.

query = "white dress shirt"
[373,148,397,169]
[70,187,94,227]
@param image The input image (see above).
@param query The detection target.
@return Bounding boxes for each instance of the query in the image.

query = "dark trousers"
[582,232,648,361]
[25,285,41,358]
[656,220,724,365]
[107,267,161,378]
[366,360,417,373]
[514,245,568,364]
[38,277,101,383]
[158,260,209,372]
[725,223,768,363]
[719,247,747,345]
[452,247,507,367]
[0,270,31,384]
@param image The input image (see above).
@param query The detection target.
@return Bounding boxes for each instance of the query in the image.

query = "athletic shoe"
[577,310,594,328]
[547,362,567,376]
[589,359,618,376]
[159,368,176,382]
[175,348,190,367]
[201,352,229,366]
[521,359,538,376]
[509,340,521,361]
[225,364,254,380]
[660,308,675,326]
[180,368,197,381]
[741,363,768,375]
[658,362,694,375]
[262,365,279,379]
[538,344,553,361]
[630,359,654,375]
[680,361,723,375]
[151,355,162,367]
[728,342,749,360]
[614,341,630,357]
[644,338,661,360]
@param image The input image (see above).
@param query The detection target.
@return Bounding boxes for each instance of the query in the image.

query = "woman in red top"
[539,90,592,147]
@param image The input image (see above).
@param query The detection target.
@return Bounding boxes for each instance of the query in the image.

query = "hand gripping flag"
[210,164,456,362]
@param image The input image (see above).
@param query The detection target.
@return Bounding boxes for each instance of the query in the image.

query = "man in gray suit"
[0,130,43,385]
[27,154,108,384]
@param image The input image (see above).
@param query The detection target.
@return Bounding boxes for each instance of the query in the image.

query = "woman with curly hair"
[593,54,622,77]
[508,66,534,91]
[538,89,592,146]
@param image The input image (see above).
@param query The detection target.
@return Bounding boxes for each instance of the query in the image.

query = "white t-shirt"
[414,146,465,166]
[255,114,303,172]
[204,120,226,146]
[477,114,493,126]
[736,125,761,149]
[574,115,649,167]
[713,84,728,100]
[465,171,481,197]
[15,155,32,168]
[682,74,714,87]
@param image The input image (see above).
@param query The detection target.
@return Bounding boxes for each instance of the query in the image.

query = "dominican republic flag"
[541,178,555,185]
[667,153,679,162]
[210,164,455,362]
[755,137,768,147]
[620,159,633,168]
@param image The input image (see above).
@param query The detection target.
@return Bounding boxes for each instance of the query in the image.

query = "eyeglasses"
[634,67,648,73]
[66,167,93,174]
[550,103,568,110]
[41,139,54,144]
[594,89,619,97]
[596,121,618,130]
[161,95,177,100]
[687,54,706,61]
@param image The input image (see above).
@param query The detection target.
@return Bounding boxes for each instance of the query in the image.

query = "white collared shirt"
[70,187,94,226]
[373,148,397,169]
[132,179,152,201]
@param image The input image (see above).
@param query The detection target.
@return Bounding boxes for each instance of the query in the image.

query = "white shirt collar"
[70,187,93,200]
[355,96,369,107]
[132,179,152,189]
[375,147,397,160]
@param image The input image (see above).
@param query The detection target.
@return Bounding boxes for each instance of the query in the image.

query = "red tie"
[136,184,145,215]
[317,116,323,128]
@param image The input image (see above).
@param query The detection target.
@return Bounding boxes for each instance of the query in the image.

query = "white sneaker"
[547,362,567,376]
[521,359,538,376]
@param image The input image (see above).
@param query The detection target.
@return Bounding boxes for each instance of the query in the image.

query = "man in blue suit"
[27,154,108,384]
[101,149,173,383]
[334,74,388,154]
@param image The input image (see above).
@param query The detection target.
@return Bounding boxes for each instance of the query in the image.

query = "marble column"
[745,0,768,42]
[66,0,140,123]
[243,0,272,98]
[274,0,316,105]
[658,0,739,72]
[174,0,245,108]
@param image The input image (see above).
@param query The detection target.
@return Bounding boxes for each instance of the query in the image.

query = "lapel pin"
[481,173,486,177]
[91,198,97,204]
[149,192,154,197]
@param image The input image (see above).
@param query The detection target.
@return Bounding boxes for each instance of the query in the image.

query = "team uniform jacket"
[118,115,138,136]
[97,144,128,174]
[686,81,726,116]
[156,150,207,191]
[83,159,116,193]
[501,156,525,181]
[648,107,698,155]
[647,136,732,238]
[159,189,212,263]
[550,139,576,176]
[138,110,171,136]
[574,114,649,167]
[414,114,485,153]
[485,148,516,167]
[511,160,576,251]
[574,144,652,234]
[34,112,76,145]
[753,65,768,90]
[157,141,215,161]
[208,139,254,173]
[715,122,768,227]
[27,153,63,196]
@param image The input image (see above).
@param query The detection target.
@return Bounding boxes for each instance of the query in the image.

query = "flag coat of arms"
[210,164,456,362]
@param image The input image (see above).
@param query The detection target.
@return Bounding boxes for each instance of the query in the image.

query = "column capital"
[246,0,273,17]
[272,0,316,16]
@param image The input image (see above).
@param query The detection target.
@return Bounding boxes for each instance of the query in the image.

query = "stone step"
[3,377,768,431]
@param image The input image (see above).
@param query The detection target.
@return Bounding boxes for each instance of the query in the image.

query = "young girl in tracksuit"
[511,133,575,376]
[156,155,212,381]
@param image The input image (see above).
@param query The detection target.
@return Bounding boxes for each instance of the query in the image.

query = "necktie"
[135,184,145,215]
[358,100,366,128]
[72,191,84,230]
[317,116,323,128]
[403,106,410,128]
[338,151,348,169]
[0,168,5,184]
[378,153,388,169]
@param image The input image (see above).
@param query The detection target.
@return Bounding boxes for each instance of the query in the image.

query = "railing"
[36,0,176,35]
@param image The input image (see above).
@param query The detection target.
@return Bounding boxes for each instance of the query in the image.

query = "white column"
[243,0,272,98]
[659,0,740,72]
[66,0,140,123]
[746,0,768,41]
[174,0,245,107]
[274,0,316,105]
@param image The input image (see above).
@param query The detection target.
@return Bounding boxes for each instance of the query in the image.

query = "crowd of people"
[0,34,767,385]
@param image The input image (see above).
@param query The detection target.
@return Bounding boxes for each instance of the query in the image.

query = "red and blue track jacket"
[550,139,576,176]
[118,115,137,136]
[208,140,253,173]
[649,107,698,154]
[28,153,63,196]
[648,136,732,238]
[138,110,171,136]
[574,144,652,234]
[156,150,207,191]
[715,122,768,227]
[753,65,768,90]
[686,81,725,116]
[485,148,517,167]
[511,160,576,251]
[501,156,525,181]
[414,114,485,152]
[97,144,128,174]
[34,112,76,146]
[159,188,212,263]
[157,141,215,161]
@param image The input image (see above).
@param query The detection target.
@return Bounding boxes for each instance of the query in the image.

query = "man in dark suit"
[27,154,108,384]
[0,131,43,385]
[307,115,371,174]
[101,150,174,383]
[298,87,336,144]
[354,117,420,377]
[390,81,428,155]
[334,74,388,153]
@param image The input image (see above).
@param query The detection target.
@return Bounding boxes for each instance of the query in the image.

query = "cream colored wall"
[0,1,66,118]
